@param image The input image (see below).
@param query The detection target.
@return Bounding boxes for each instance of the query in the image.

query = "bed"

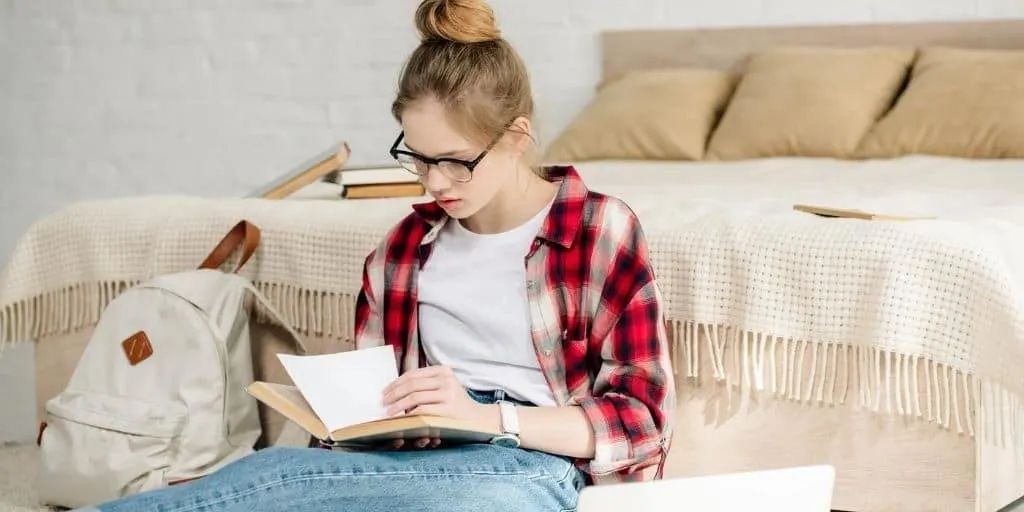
[2,18,1024,512]
[569,157,1024,512]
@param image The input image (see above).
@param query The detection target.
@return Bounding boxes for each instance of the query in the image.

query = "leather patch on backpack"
[122,331,153,366]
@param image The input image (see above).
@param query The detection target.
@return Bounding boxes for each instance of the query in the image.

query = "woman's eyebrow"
[404,142,473,158]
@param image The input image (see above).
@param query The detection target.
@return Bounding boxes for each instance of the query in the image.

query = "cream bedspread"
[581,156,1024,447]
[3,155,1024,452]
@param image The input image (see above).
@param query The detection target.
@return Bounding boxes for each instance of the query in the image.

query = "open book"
[246,346,500,448]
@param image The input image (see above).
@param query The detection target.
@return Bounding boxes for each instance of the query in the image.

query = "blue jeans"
[76,390,587,512]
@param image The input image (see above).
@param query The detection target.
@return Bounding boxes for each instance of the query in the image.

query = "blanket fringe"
[668,320,1024,458]
[0,281,140,347]
[248,281,357,343]
[2,283,1022,458]
[0,279,358,349]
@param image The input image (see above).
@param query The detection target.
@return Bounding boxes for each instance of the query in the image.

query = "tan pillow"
[704,46,916,160]
[857,48,1024,159]
[543,68,737,162]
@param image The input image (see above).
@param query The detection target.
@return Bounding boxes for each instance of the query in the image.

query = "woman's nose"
[424,165,451,193]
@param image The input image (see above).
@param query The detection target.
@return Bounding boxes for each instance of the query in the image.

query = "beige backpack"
[37,220,306,509]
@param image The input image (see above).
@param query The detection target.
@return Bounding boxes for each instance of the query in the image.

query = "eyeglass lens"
[395,154,472,182]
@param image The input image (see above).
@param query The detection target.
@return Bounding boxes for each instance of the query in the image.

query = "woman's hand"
[380,365,493,450]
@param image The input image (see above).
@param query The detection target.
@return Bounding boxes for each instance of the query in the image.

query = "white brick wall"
[0,0,1021,440]
[2,0,1023,263]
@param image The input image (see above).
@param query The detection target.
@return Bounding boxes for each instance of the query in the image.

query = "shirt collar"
[411,165,587,249]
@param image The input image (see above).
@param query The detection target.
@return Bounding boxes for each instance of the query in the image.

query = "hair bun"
[415,0,502,44]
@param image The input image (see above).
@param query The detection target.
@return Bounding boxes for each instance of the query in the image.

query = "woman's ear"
[505,116,534,157]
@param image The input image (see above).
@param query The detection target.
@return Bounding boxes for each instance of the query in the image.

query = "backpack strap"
[201,220,309,356]
[240,281,310,356]
[199,220,261,274]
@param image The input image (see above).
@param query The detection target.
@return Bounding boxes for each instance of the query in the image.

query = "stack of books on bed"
[245,142,425,201]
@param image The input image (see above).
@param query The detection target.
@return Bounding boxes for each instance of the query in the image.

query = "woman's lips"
[438,198,462,209]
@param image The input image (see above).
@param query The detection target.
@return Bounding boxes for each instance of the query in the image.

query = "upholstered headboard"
[544,19,1024,164]
[601,19,1024,81]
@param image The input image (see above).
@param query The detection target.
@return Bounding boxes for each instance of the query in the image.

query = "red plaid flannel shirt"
[353,165,675,485]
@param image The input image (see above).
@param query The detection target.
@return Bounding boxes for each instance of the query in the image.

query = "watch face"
[491,435,520,448]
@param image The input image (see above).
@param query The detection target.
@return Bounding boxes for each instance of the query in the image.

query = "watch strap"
[497,400,520,436]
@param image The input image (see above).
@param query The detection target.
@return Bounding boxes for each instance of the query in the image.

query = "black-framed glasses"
[389,131,502,183]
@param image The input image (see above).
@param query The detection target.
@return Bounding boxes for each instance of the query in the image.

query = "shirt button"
[526,280,537,291]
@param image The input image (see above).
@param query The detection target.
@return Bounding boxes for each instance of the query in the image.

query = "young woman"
[77,0,674,510]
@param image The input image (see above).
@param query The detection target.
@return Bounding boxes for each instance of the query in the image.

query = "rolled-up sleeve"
[571,278,675,479]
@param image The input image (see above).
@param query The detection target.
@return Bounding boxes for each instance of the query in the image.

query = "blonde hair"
[392,0,541,173]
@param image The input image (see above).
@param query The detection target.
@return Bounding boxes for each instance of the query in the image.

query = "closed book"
[336,166,419,186]
[342,182,426,199]
[247,142,350,199]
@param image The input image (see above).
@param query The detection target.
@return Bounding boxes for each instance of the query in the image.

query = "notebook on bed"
[793,203,934,221]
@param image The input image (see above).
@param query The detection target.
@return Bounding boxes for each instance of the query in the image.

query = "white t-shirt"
[416,202,557,407]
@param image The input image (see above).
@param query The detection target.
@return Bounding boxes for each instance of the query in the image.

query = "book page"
[277,345,399,433]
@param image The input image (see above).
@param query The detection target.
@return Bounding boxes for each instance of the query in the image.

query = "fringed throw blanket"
[3,162,1024,456]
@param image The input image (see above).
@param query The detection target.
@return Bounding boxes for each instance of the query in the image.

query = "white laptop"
[578,465,836,512]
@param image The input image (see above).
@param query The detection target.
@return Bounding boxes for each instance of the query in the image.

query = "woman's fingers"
[389,437,438,450]
[385,390,445,416]
[383,366,449,394]
[411,437,440,449]
[382,376,445,406]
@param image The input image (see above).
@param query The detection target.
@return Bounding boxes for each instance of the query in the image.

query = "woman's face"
[399,98,513,220]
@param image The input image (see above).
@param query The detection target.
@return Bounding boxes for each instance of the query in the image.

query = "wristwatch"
[490,400,521,448]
